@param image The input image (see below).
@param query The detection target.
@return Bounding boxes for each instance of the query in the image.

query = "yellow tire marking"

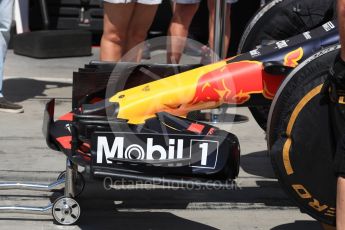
[283,139,294,175]
[283,84,323,175]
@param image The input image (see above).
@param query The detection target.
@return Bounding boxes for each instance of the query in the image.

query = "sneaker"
[0,97,24,113]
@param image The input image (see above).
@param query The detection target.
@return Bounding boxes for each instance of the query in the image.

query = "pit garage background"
[25,0,262,56]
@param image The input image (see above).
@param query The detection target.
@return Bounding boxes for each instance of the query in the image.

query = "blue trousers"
[0,0,13,97]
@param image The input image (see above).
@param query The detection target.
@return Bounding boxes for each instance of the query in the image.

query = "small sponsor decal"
[250,49,261,58]
[322,22,335,32]
[65,124,72,133]
[142,85,150,92]
[276,40,288,49]
[303,31,312,40]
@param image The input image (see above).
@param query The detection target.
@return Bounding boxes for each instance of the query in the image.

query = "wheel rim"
[53,197,80,225]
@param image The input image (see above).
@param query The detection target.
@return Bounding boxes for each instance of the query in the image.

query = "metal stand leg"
[0,174,66,215]
[0,177,63,215]
[65,159,78,198]
[0,158,82,225]
[0,204,53,215]
[0,179,65,191]
[193,107,249,124]
[51,159,81,225]
[212,0,227,62]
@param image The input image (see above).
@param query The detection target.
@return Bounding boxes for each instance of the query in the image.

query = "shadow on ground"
[77,175,293,210]
[271,220,324,230]
[3,78,71,102]
[0,153,295,229]
[77,203,218,230]
[241,150,276,179]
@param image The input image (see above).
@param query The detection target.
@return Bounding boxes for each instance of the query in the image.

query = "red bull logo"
[190,61,265,105]
[191,67,233,104]
[284,47,304,68]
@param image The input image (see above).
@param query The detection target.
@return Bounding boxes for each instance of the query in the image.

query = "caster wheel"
[52,197,81,225]
[57,171,85,197]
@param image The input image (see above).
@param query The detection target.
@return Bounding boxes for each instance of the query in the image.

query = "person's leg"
[18,0,30,33]
[0,0,14,98]
[14,0,29,34]
[337,176,345,230]
[167,1,199,64]
[207,0,231,58]
[100,2,135,61]
[124,1,160,62]
[0,0,23,113]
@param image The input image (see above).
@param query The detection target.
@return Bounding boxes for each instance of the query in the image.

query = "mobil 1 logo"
[92,133,219,169]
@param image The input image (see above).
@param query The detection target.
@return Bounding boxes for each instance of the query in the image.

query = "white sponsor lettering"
[276,40,288,49]
[96,136,185,164]
[250,49,261,57]
[303,31,312,40]
[146,138,167,160]
[97,136,124,164]
[124,144,145,160]
[322,22,335,32]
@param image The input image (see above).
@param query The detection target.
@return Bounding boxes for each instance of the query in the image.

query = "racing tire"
[238,0,335,130]
[267,45,339,226]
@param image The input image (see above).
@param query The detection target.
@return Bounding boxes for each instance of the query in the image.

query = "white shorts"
[104,0,162,4]
[173,0,238,4]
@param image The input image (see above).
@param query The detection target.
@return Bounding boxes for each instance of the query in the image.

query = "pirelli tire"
[267,45,340,226]
[238,0,335,131]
